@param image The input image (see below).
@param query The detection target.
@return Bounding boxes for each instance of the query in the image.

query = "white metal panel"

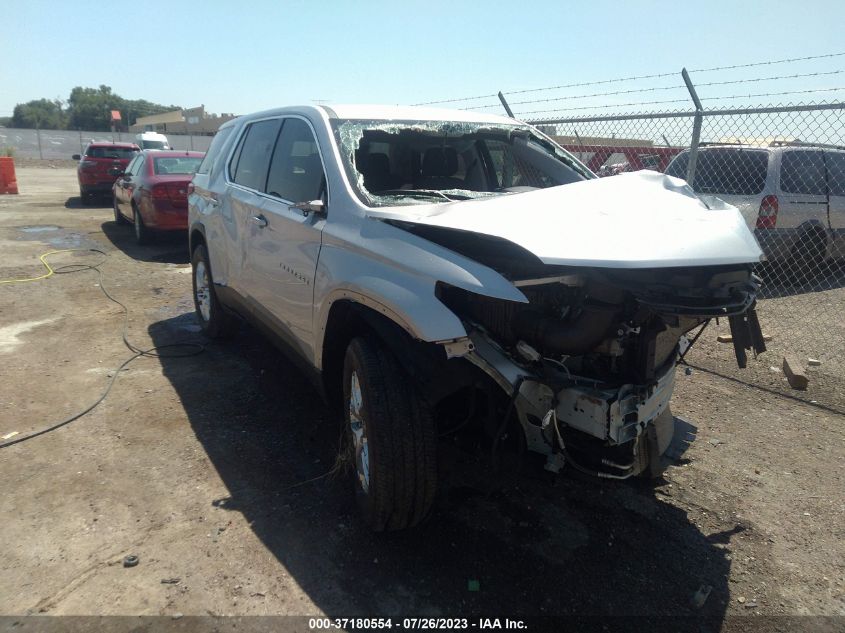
[367,171,763,268]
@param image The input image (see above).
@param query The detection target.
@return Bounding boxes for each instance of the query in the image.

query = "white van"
[135,131,171,150]
[665,143,845,266]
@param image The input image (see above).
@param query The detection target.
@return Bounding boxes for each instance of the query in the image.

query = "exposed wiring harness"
[0,249,204,449]
[548,408,635,480]
[677,320,711,366]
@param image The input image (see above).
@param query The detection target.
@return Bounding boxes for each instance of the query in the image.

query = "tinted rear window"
[85,146,138,160]
[141,140,167,149]
[196,127,233,176]
[666,149,769,195]
[780,150,826,195]
[153,156,203,175]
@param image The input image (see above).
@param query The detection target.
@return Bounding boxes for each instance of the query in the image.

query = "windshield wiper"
[376,189,462,202]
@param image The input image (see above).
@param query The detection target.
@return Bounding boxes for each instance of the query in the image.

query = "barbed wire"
[412,71,677,106]
[691,51,845,73]
[511,86,845,117]
[412,52,845,106]
[464,85,687,110]
[463,70,845,111]
[695,69,844,90]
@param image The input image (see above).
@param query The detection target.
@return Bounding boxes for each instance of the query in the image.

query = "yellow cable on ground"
[0,249,91,284]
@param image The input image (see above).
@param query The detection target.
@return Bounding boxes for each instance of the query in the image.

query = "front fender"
[312,215,529,370]
[313,269,467,371]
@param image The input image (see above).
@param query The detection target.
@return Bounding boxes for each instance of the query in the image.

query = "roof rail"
[697,141,753,147]
[768,140,845,150]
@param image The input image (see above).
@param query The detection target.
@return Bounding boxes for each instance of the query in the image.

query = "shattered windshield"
[331,119,594,207]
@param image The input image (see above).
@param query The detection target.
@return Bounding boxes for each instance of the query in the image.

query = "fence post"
[36,123,43,160]
[573,129,587,162]
[498,91,515,118]
[190,134,194,150]
[682,68,704,186]
[78,129,83,154]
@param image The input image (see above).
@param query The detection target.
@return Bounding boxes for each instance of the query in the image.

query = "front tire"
[343,337,437,531]
[191,244,235,338]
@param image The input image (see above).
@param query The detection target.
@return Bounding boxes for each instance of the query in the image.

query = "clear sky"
[2,0,845,120]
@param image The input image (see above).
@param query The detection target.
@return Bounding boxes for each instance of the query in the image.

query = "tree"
[11,86,182,131]
[67,85,123,131]
[11,98,68,129]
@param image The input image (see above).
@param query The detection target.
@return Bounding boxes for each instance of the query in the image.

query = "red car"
[112,150,205,244]
[73,142,140,205]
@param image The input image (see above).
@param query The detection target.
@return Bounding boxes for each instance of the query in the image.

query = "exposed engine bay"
[431,251,765,479]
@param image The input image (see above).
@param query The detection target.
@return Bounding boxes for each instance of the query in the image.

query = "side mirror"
[122,174,132,182]
[72,154,81,160]
[290,199,326,217]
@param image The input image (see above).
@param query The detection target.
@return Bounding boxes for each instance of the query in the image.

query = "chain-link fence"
[0,127,214,159]
[529,102,845,410]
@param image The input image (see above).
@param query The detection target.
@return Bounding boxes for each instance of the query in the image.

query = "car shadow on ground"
[64,195,112,210]
[100,221,189,264]
[149,313,734,622]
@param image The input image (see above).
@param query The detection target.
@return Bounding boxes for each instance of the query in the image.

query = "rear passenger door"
[824,151,845,258]
[244,116,327,362]
[226,118,283,297]
[778,150,828,233]
[190,126,234,284]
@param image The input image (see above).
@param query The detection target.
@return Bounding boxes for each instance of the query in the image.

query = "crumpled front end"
[438,263,763,478]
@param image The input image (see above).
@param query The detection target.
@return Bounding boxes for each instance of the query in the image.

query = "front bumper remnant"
[555,361,676,445]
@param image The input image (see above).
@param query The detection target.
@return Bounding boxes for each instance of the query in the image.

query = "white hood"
[367,171,763,269]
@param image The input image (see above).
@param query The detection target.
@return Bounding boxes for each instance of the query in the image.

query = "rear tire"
[133,205,151,244]
[191,244,236,338]
[342,337,437,531]
[113,197,127,225]
[789,229,826,283]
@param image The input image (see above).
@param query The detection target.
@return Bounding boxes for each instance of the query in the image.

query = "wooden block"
[718,333,770,344]
[782,355,809,390]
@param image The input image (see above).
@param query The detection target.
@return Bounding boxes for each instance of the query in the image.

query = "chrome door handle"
[250,214,268,228]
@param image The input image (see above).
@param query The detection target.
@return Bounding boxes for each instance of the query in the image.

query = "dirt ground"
[0,167,843,628]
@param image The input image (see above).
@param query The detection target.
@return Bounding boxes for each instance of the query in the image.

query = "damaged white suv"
[188,105,765,531]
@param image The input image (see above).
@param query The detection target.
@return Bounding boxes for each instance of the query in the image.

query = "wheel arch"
[189,222,207,254]
[319,299,477,412]
[797,219,829,241]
